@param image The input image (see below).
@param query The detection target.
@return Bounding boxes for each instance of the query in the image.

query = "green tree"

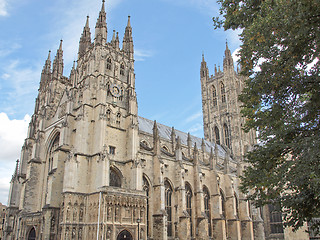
[214,0,320,231]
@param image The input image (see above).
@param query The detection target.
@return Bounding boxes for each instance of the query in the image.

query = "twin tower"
[4,1,271,240]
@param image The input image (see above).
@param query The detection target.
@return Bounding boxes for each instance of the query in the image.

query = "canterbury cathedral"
[3,1,311,240]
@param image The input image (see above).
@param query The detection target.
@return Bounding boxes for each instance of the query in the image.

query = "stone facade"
[3,1,311,240]
[0,203,6,240]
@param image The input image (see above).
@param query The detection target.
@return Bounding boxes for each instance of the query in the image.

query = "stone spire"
[11,159,19,180]
[40,50,52,90]
[200,53,209,80]
[223,41,234,70]
[122,16,134,59]
[52,40,64,79]
[78,16,92,58]
[70,61,76,85]
[94,0,107,45]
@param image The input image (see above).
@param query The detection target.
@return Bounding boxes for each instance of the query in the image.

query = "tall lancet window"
[214,126,220,145]
[186,183,193,237]
[212,86,217,106]
[120,63,125,76]
[221,82,226,103]
[224,124,231,149]
[143,176,151,237]
[165,180,173,237]
[106,57,112,70]
[48,133,60,173]
[204,186,212,237]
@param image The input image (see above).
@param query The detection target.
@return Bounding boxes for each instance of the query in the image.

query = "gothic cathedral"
[4,1,308,240]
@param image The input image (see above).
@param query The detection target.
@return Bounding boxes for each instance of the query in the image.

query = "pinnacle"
[59,39,63,50]
[127,15,131,27]
[85,15,90,28]
[47,50,51,61]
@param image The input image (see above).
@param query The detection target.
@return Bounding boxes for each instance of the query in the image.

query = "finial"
[85,15,90,27]
[112,30,116,41]
[127,15,131,27]
[47,50,51,60]
[59,39,63,50]
[72,60,76,69]
[202,52,205,62]
[101,0,106,12]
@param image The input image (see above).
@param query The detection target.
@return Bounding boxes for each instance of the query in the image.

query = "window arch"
[106,109,111,122]
[185,183,193,237]
[143,176,151,237]
[224,124,231,149]
[27,227,36,240]
[109,167,121,188]
[165,180,173,237]
[268,204,284,234]
[162,145,169,152]
[48,133,60,173]
[116,112,121,126]
[120,63,125,76]
[214,126,220,145]
[212,86,217,106]
[106,57,112,70]
[221,82,226,103]
[203,186,212,237]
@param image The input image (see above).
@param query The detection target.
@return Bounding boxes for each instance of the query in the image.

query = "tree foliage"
[214,0,320,231]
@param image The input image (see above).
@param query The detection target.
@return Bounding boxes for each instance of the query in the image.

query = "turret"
[122,16,134,59]
[200,53,209,80]
[52,40,64,79]
[223,42,234,71]
[40,50,52,90]
[94,0,107,45]
[78,16,91,58]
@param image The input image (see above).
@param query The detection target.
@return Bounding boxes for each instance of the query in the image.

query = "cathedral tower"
[201,43,256,161]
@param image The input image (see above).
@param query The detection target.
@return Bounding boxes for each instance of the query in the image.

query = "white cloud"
[188,123,203,136]
[0,112,30,204]
[0,0,8,16]
[232,48,240,67]
[185,111,202,123]
[0,60,40,114]
[135,49,154,61]
[0,42,21,58]
[226,29,242,48]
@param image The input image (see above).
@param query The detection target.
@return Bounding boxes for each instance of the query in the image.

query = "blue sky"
[0,0,241,204]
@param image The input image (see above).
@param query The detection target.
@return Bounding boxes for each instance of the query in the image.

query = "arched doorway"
[27,227,36,240]
[117,229,133,240]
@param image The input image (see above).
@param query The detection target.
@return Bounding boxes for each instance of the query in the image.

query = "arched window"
[221,82,226,103]
[109,167,121,188]
[120,63,125,76]
[268,204,284,234]
[116,112,121,126]
[28,227,36,240]
[48,133,60,173]
[107,57,112,70]
[224,124,231,149]
[165,180,173,237]
[220,190,226,218]
[162,145,169,152]
[106,109,111,122]
[212,86,217,106]
[203,186,212,236]
[186,183,193,237]
[214,126,220,145]
[143,176,151,237]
